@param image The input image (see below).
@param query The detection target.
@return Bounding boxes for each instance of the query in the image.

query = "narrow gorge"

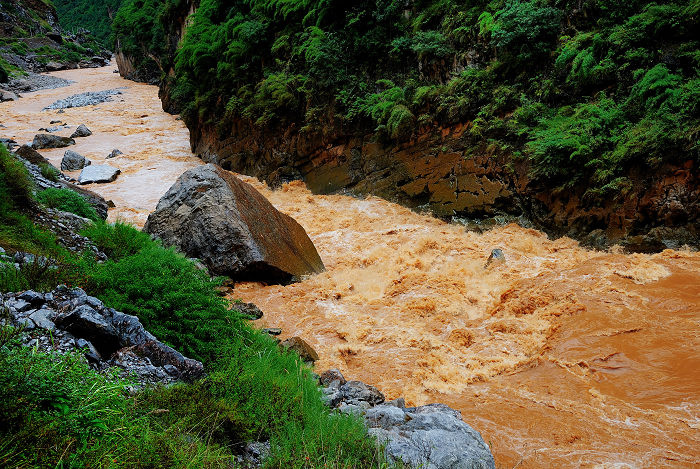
[2,63,698,468]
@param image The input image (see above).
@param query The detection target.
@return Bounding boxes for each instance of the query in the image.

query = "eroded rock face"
[144,164,325,282]
[187,119,699,251]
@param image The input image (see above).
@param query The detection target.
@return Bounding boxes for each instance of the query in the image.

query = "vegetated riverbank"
[0,81,392,467]
[3,64,699,467]
[113,0,699,251]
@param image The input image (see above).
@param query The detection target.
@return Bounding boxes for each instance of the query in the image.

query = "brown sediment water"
[232,181,700,468]
[0,62,200,227]
[2,65,699,468]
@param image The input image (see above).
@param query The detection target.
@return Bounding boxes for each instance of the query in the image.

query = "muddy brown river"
[2,65,699,468]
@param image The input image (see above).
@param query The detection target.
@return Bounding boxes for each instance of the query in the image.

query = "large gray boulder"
[78,165,120,184]
[32,133,75,149]
[366,403,496,469]
[144,164,325,283]
[61,149,91,171]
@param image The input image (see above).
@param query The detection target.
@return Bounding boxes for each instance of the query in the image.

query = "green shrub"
[36,187,100,221]
[81,221,152,260]
[38,162,60,182]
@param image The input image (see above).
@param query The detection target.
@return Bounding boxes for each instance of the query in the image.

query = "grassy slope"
[0,146,387,468]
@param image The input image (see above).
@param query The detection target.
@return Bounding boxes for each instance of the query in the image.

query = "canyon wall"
[190,116,699,251]
[116,3,699,252]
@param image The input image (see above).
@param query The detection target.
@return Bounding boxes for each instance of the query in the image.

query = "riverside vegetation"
[0,144,389,467]
[112,0,699,202]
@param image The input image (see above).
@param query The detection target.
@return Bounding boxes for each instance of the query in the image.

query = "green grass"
[37,187,100,221]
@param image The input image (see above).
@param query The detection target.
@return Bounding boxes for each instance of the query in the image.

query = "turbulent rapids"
[2,65,698,468]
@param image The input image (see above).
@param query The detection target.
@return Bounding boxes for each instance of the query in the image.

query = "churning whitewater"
[2,64,698,468]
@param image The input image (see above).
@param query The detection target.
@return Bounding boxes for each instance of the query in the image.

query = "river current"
[2,64,698,468]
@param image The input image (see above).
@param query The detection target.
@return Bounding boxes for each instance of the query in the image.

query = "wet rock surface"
[78,164,120,184]
[1,287,204,386]
[43,88,124,110]
[319,369,495,469]
[70,123,92,138]
[144,164,325,282]
[61,149,91,171]
[32,133,75,149]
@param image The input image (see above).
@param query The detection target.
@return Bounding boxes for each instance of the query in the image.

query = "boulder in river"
[61,150,91,171]
[78,165,120,184]
[144,163,325,283]
[32,133,75,149]
[70,124,92,138]
[107,149,123,158]
[0,89,19,102]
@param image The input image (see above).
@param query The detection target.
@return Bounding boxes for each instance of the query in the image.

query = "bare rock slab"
[78,165,120,184]
[366,404,496,469]
[144,164,325,283]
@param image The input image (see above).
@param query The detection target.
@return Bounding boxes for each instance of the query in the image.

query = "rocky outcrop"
[0,286,204,385]
[78,164,120,184]
[144,164,325,282]
[61,149,90,171]
[319,369,495,469]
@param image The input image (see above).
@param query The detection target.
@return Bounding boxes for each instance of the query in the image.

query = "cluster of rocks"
[13,144,111,219]
[43,89,124,110]
[25,125,121,185]
[1,286,203,386]
[319,370,496,469]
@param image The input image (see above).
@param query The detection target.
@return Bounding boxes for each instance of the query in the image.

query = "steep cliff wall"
[190,117,698,251]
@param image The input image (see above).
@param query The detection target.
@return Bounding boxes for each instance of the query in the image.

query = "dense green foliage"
[0,147,387,468]
[114,0,699,199]
[37,187,101,221]
[53,0,124,46]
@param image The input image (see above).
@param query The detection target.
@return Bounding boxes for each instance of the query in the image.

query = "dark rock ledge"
[1,286,203,386]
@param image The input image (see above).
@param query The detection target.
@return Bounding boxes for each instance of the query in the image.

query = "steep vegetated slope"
[114,0,699,250]
[52,0,123,46]
[0,0,110,77]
